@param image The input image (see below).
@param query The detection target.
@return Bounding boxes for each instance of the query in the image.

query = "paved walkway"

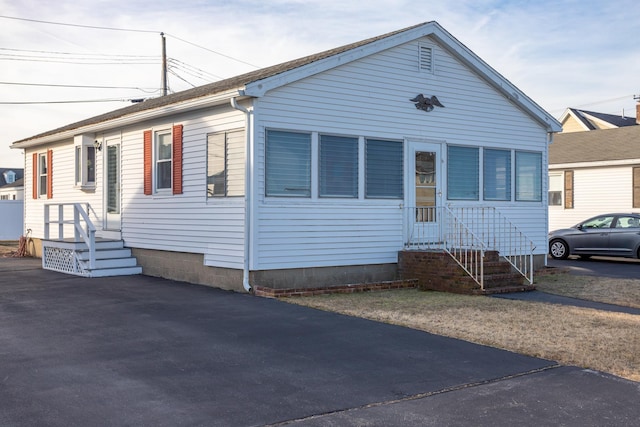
[1,257,639,426]
[492,290,640,315]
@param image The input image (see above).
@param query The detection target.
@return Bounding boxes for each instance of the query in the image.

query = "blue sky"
[2,0,639,167]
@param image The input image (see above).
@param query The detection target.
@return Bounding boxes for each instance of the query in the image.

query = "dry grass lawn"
[286,272,640,383]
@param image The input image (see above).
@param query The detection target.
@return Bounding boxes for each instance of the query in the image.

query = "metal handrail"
[44,203,96,270]
[404,205,535,287]
[404,206,488,289]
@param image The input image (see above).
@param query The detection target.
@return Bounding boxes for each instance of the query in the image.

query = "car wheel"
[549,239,569,260]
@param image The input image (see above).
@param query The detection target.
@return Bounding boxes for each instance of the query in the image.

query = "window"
[615,215,640,228]
[548,173,563,206]
[265,130,311,197]
[39,153,47,197]
[484,149,511,201]
[365,139,403,198]
[32,150,52,199]
[74,137,96,189]
[515,151,542,201]
[3,170,16,184]
[143,125,183,195]
[155,130,172,191]
[447,145,479,200]
[319,134,358,198]
[207,129,245,197]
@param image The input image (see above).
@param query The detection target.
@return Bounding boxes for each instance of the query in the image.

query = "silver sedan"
[549,213,640,260]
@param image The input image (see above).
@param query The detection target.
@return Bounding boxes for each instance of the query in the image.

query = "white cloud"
[2,0,640,167]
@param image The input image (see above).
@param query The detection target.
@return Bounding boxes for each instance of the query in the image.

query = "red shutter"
[172,124,183,195]
[143,130,152,195]
[46,149,53,199]
[32,153,38,199]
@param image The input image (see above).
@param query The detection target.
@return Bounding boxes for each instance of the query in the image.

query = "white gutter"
[230,96,253,293]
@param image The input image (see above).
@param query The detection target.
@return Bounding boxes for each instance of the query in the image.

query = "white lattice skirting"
[43,246,87,276]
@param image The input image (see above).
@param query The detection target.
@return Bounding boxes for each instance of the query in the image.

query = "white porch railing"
[404,206,488,289]
[44,203,96,271]
[404,205,535,289]
[448,206,535,284]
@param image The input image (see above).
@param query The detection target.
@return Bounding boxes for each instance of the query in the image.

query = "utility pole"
[161,32,168,96]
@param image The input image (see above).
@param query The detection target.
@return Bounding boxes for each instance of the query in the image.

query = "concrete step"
[86,266,143,277]
[76,248,132,261]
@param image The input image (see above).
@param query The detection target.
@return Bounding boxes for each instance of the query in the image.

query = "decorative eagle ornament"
[410,94,445,112]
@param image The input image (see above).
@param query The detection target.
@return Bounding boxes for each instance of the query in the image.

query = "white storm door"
[408,141,442,245]
[104,138,121,231]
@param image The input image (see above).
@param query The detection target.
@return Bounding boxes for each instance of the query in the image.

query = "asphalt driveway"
[1,258,639,426]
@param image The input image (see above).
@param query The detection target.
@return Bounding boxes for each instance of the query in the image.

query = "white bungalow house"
[549,123,640,231]
[11,22,561,293]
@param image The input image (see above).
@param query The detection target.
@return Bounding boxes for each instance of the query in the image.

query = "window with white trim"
[447,145,479,200]
[515,151,542,202]
[265,130,311,197]
[548,173,563,206]
[483,149,511,201]
[319,134,358,198]
[207,129,245,197]
[365,139,403,199]
[74,137,96,189]
[155,130,172,191]
[38,153,47,197]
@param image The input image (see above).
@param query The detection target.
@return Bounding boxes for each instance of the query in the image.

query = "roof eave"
[11,89,244,149]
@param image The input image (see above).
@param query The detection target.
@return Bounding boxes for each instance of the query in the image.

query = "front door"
[408,141,442,245]
[104,137,121,231]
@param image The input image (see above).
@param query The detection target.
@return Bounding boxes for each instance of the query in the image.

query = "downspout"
[230,95,253,292]
[545,131,554,268]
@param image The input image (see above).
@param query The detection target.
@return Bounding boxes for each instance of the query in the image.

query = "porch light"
[93,140,102,151]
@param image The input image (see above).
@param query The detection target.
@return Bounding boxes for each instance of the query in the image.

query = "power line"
[0,81,161,92]
[0,47,157,59]
[0,98,143,105]
[0,14,158,33]
[163,32,261,69]
[1,15,261,70]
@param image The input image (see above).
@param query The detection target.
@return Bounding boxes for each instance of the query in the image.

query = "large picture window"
[483,149,511,201]
[265,130,311,197]
[319,134,358,198]
[365,139,403,199]
[447,145,479,200]
[515,151,542,202]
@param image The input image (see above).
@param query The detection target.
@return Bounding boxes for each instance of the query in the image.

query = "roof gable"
[559,108,637,133]
[12,21,560,147]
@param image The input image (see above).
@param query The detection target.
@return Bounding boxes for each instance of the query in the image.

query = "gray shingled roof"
[13,22,428,145]
[550,125,640,164]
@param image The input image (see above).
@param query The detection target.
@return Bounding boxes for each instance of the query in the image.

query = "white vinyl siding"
[252,36,551,269]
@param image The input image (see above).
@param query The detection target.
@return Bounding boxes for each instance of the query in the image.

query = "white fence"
[0,200,23,240]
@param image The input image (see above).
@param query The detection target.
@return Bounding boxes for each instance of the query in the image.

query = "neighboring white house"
[11,22,561,292]
[549,124,640,231]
